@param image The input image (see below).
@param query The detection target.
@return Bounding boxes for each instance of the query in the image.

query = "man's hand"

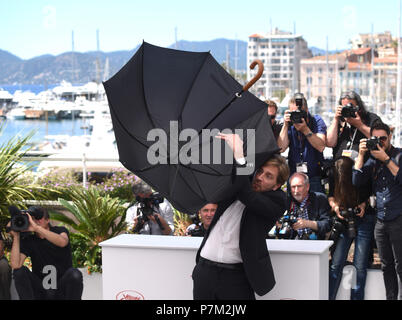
[216,133,244,160]
[358,138,368,156]
[283,110,292,126]
[149,213,172,235]
[345,112,364,129]
[293,118,310,135]
[293,219,310,231]
[370,144,389,162]
[335,105,343,121]
[6,221,19,239]
[356,203,366,218]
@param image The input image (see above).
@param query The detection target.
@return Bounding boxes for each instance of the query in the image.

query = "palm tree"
[0,127,35,228]
[51,186,128,272]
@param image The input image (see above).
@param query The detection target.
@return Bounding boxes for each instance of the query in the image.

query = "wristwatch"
[305,131,313,138]
[384,157,391,165]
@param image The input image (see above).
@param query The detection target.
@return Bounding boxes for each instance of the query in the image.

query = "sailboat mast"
[396,0,402,147]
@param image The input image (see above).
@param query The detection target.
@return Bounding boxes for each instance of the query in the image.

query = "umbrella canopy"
[103,42,279,214]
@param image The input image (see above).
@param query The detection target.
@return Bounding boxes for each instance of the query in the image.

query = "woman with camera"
[328,156,376,300]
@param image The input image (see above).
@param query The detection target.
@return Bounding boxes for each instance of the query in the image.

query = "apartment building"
[300,53,346,104]
[247,28,312,97]
[350,31,394,50]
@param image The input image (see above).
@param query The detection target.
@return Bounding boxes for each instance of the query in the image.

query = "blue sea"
[0,84,89,147]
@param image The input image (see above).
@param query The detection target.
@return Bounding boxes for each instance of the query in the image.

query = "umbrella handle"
[242,60,264,92]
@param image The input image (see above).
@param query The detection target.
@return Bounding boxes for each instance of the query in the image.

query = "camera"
[6,206,45,232]
[187,225,205,237]
[275,213,298,239]
[294,93,304,108]
[290,110,306,124]
[290,93,307,125]
[132,192,165,233]
[340,207,360,239]
[341,103,358,118]
[366,137,380,151]
[329,207,360,243]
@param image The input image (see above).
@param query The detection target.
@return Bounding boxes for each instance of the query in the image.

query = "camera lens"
[14,216,26,227]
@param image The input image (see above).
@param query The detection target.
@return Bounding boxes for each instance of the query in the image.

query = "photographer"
[265,99,283,140]
[327,91,381,162]
[0,232,11,300]
[353,121,402,300]
[328,156,375,300]
[277,93,327,193]
[126,181,174,235]
[7,206,83,300]
[276,173,331,240]
[186,203,217,237]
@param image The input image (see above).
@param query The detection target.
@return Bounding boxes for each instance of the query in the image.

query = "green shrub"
[51,186,128,273]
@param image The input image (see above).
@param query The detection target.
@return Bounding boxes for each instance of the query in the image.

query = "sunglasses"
[376,136,388,142]
[340,92,358,100]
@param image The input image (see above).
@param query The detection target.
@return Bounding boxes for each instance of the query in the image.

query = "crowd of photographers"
[1,90,401,300]
[271,91,402,300]
[124,90,402,300]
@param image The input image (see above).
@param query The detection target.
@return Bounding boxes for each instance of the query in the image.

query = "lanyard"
[348,127,358,150]
[297,132,306,163]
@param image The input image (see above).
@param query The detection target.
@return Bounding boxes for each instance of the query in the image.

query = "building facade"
[247,28,312,98]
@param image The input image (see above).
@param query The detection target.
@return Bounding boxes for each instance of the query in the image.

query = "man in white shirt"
[126,181,174,235]
[192,133,289,300]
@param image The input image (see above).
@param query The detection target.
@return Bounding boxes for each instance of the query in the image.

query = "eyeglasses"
[377,136,388,142]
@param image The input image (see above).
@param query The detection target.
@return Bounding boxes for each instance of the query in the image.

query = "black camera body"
[133,192,165,233]
[6,206,29,232]
[187,225,205,237]
[294,93,304,108]
[276,213,298,239]
[366,137,380,151]
[290,93,307,125]
[341,103,358,118]
[290,110,307,124]
[340,207,360,239]
[329,207,360,243]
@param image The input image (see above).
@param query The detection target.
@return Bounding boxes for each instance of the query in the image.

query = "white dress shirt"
[200,200,246,264]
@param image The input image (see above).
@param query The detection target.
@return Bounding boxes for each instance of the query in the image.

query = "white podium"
[100,235,332,300]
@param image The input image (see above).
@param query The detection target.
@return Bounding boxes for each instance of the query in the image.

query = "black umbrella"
[103,42,279,214]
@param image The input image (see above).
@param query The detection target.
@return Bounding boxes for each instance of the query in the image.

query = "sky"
[0,0,401,60]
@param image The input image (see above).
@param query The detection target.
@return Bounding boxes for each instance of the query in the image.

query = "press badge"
[342,149,358,160]
[296,162,308,174]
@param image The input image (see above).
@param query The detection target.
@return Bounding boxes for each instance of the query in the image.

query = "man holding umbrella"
[192,133,289,300]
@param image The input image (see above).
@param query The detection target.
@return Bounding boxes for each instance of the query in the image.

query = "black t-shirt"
[20,226,73,281]
[332,111,381,161]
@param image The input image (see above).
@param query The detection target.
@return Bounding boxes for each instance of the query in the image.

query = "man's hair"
[289,97,308,110]
[132,181,153,195]
[370,120,390,136]
[289,172,310,186]
[262,154,290,187]
[339,90,368,120]
[265,100,278,111]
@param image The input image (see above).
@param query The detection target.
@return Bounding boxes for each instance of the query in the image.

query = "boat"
[7,107,27,120]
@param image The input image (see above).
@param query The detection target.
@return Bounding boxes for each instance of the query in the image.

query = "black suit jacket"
[196,174,287,296]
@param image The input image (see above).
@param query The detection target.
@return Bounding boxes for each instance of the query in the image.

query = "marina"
[0,81,120,177]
